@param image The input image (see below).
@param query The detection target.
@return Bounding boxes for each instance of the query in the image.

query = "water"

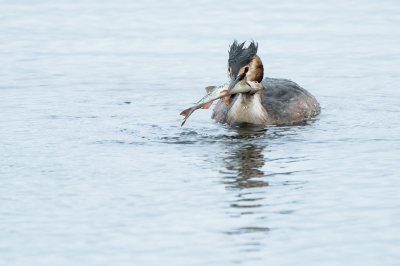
[1,0,400,265]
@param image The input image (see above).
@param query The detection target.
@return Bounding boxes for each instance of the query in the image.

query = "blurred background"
[1,0,400,265]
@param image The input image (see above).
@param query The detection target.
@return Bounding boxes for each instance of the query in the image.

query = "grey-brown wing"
[260,77,320,124]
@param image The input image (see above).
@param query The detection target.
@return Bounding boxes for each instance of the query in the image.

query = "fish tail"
[180,107,191,116]
[181,107,195,127]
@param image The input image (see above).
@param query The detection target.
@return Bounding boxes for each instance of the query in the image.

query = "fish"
[180,80,265,126]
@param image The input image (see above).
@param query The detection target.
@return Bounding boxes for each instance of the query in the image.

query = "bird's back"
[260,77,320,124]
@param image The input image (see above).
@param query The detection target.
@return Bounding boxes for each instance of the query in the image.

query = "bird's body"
[210,40,320,126]
[212,77,320,125]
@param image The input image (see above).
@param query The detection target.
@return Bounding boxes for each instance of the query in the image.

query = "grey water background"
[1,0,400,265]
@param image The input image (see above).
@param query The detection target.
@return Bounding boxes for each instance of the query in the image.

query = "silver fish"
[180,80,264,126]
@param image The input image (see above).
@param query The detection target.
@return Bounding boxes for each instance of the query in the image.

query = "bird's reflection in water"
[219,123,309,241]
[221,124,270,238]
[222,143,268,190]
[222,124,269,190]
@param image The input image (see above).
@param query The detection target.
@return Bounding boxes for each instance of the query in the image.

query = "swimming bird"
[211,40,320,125]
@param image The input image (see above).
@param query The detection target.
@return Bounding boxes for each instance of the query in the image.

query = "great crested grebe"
[211,40,320,125]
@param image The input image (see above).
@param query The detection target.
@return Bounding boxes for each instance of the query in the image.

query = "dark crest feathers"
[228,40,258,76]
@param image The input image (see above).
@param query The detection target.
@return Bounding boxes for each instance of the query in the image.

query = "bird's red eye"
[244,67,249,73]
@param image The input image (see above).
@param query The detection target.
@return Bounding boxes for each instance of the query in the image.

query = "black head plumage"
[228,40,258,77]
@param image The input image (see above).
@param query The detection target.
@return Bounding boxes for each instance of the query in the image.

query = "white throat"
[226,92,270,125]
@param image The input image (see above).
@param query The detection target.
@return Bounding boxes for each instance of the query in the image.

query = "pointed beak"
[227,73,246,94]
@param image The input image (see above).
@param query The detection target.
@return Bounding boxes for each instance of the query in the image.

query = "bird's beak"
[227,73,246,94]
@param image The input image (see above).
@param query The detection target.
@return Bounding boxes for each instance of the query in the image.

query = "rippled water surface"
[1,0,400,265]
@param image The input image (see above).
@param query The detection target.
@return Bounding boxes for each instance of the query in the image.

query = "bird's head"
[226,40,264,94]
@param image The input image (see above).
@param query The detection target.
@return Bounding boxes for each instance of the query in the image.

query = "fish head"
[230,80,265,95]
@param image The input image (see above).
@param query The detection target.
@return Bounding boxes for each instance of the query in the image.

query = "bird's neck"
[247,55,264,83]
